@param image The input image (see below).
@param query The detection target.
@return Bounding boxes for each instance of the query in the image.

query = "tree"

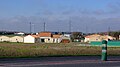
[71,32,84,42]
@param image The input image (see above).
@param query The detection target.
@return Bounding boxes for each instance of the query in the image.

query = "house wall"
[24,35,35,43]
[45,38,53,43]
[84,38,89,42]
[40,37,62,43]
[10,36,23,42]
[52,38,61,43]
[89,36,101,42]
[40,37,53,43]
[0,36,10,42]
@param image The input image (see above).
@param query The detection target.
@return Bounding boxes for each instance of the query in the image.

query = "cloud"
[1,6,120,33]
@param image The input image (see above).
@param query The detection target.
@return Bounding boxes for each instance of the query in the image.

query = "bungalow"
[84,34,102,43]
[24,35,39,43]
[0,36,10,42]
[10,36,24,43]
[38,32,52,43]
[85,34,115,43]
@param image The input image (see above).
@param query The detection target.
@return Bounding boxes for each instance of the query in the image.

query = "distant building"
[24,35,39,43]
[85,34,115,43]
[10,36,24,43]
[14,32,25,35]
[63,34,71,38]
[38,32,52,43]
[85,34,103,43]
[52,34,62,43]
[0,36,10,42]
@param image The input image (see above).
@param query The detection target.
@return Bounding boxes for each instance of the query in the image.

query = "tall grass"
[0,42,119,58]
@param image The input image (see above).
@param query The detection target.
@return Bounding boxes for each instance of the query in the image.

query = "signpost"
[101,40,107,61]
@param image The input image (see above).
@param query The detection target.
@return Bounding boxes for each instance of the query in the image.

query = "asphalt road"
[0,56,120,67]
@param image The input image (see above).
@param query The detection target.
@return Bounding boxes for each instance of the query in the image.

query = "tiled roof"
[38,32,52,37]
[85,36,90,38]
[52,34,61,38]
[85,34,101,38]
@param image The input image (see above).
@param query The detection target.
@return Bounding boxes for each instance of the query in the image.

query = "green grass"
[0,42,120,58]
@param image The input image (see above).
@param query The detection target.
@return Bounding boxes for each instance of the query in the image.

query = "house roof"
[38,32,52,37]
[52,34,61,38]
[85,34,115,40]
[85,36,90,38]
[10,36,24,38]
[85,34,101,38]
[25,35,39,38]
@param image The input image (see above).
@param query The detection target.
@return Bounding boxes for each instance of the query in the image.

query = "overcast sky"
[0,0,120,33]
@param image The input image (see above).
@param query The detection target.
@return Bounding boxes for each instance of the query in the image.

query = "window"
[41,39,45,42]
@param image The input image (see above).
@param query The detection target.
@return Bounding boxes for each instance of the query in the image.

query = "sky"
[0,0,120,33]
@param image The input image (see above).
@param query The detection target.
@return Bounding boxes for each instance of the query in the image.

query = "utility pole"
[32,24,35,34]
[108,26,111,35]
[86,25,88,34]
[43,22,46,32]
[30,22,32,34]
[69,20,71,32]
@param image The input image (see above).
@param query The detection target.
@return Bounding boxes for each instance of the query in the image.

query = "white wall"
[40,37,52,43]
[24,35,35,43]
[84,38,89,42]
[10,36,23,42]
[0,36,10,42]
[52,38,62,43]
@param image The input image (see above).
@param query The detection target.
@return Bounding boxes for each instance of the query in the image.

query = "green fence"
[90,41,120,47]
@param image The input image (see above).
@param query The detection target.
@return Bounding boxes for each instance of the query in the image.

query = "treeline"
[0,31,15,35]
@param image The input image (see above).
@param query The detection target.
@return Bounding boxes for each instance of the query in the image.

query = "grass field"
[0,42,120,58]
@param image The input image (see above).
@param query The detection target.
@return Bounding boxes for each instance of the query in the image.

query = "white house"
[52,34,62,43]
[84,34,102,43]
[24,35,39,43]
[0,36,10,42]
[39,32,52,43]
[10,36,24,43]
[84,34,116,43]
